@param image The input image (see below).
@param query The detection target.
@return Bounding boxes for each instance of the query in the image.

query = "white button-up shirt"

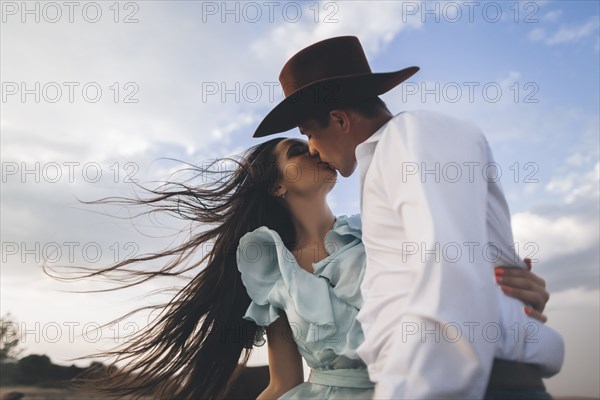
[354,110,564,399]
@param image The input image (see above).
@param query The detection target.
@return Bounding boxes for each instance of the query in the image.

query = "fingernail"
[495,276,502,283]
[495,268,504,275]
[501,285,512,293]
[524,306,532,315]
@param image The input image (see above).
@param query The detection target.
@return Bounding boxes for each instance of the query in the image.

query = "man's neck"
[357,111,394,145]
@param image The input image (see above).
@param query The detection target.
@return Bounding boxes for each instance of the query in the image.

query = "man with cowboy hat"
[252,36,564,399]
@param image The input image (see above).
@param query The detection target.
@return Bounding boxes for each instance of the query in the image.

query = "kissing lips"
[319,161,336,172]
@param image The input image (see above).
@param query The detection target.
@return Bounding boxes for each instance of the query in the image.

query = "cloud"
[0,1,430,163]
[541,9,562,23]
[545,162,599,204]
[250,1,423,64]
[512,208,597,261]
[512,161,599,292]
[528,16,600,46]
[566,151,595,167]
[0,2,275,163]
[528,27,546,42]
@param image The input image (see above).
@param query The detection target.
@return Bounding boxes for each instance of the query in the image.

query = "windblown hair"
[45,137,293,399]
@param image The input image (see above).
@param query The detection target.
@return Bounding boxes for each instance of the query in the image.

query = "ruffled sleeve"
[236,225,341,345]
[313,214,367,310]
[237,218,371,363]
[236,227,286,329]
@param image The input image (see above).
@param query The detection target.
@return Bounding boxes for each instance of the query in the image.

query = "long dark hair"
[45,137,293,399]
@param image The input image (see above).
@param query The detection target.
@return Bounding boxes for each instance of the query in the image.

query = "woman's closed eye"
[288,144,309,157]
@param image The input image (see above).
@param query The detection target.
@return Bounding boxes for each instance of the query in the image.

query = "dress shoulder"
[236,227,290,328]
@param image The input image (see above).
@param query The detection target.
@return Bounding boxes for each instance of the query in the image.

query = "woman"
[52,137,551,399]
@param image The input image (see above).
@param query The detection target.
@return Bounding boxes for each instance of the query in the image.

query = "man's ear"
[329,109,351,132]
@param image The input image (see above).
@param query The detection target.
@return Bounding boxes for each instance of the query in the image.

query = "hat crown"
[278,36,372,97]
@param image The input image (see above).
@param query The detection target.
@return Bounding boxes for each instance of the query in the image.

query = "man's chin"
[338,164,356,178]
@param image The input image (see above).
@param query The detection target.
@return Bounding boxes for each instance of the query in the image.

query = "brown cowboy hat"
[252,36,420,138]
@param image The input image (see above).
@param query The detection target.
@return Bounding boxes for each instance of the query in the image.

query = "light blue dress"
[236,214,374,399]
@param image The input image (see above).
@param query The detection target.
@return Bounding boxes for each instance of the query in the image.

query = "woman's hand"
[494,258,550,323]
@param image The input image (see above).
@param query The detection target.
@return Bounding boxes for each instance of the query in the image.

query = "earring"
[281,192,287,200]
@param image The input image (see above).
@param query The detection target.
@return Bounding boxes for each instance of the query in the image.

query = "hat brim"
[252,66,420,138]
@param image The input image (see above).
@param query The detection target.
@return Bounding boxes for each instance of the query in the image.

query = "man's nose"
[308,144,319,159]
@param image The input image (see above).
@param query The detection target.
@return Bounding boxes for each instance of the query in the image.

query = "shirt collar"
[354,112,401,165]
[355,111,406,155]
[358,119,386,148]
[353,116,393,211]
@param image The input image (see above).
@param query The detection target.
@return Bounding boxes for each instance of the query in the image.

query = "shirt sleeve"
[359,110,500,399]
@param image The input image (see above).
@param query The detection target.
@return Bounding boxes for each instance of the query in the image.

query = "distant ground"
[554,398,600,400]
[1,386,597,399]
[0,362,268,399]
[554,396,599,400]
[0,386,154,400]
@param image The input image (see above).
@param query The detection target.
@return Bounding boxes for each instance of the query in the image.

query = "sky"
[1,0,599,397]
